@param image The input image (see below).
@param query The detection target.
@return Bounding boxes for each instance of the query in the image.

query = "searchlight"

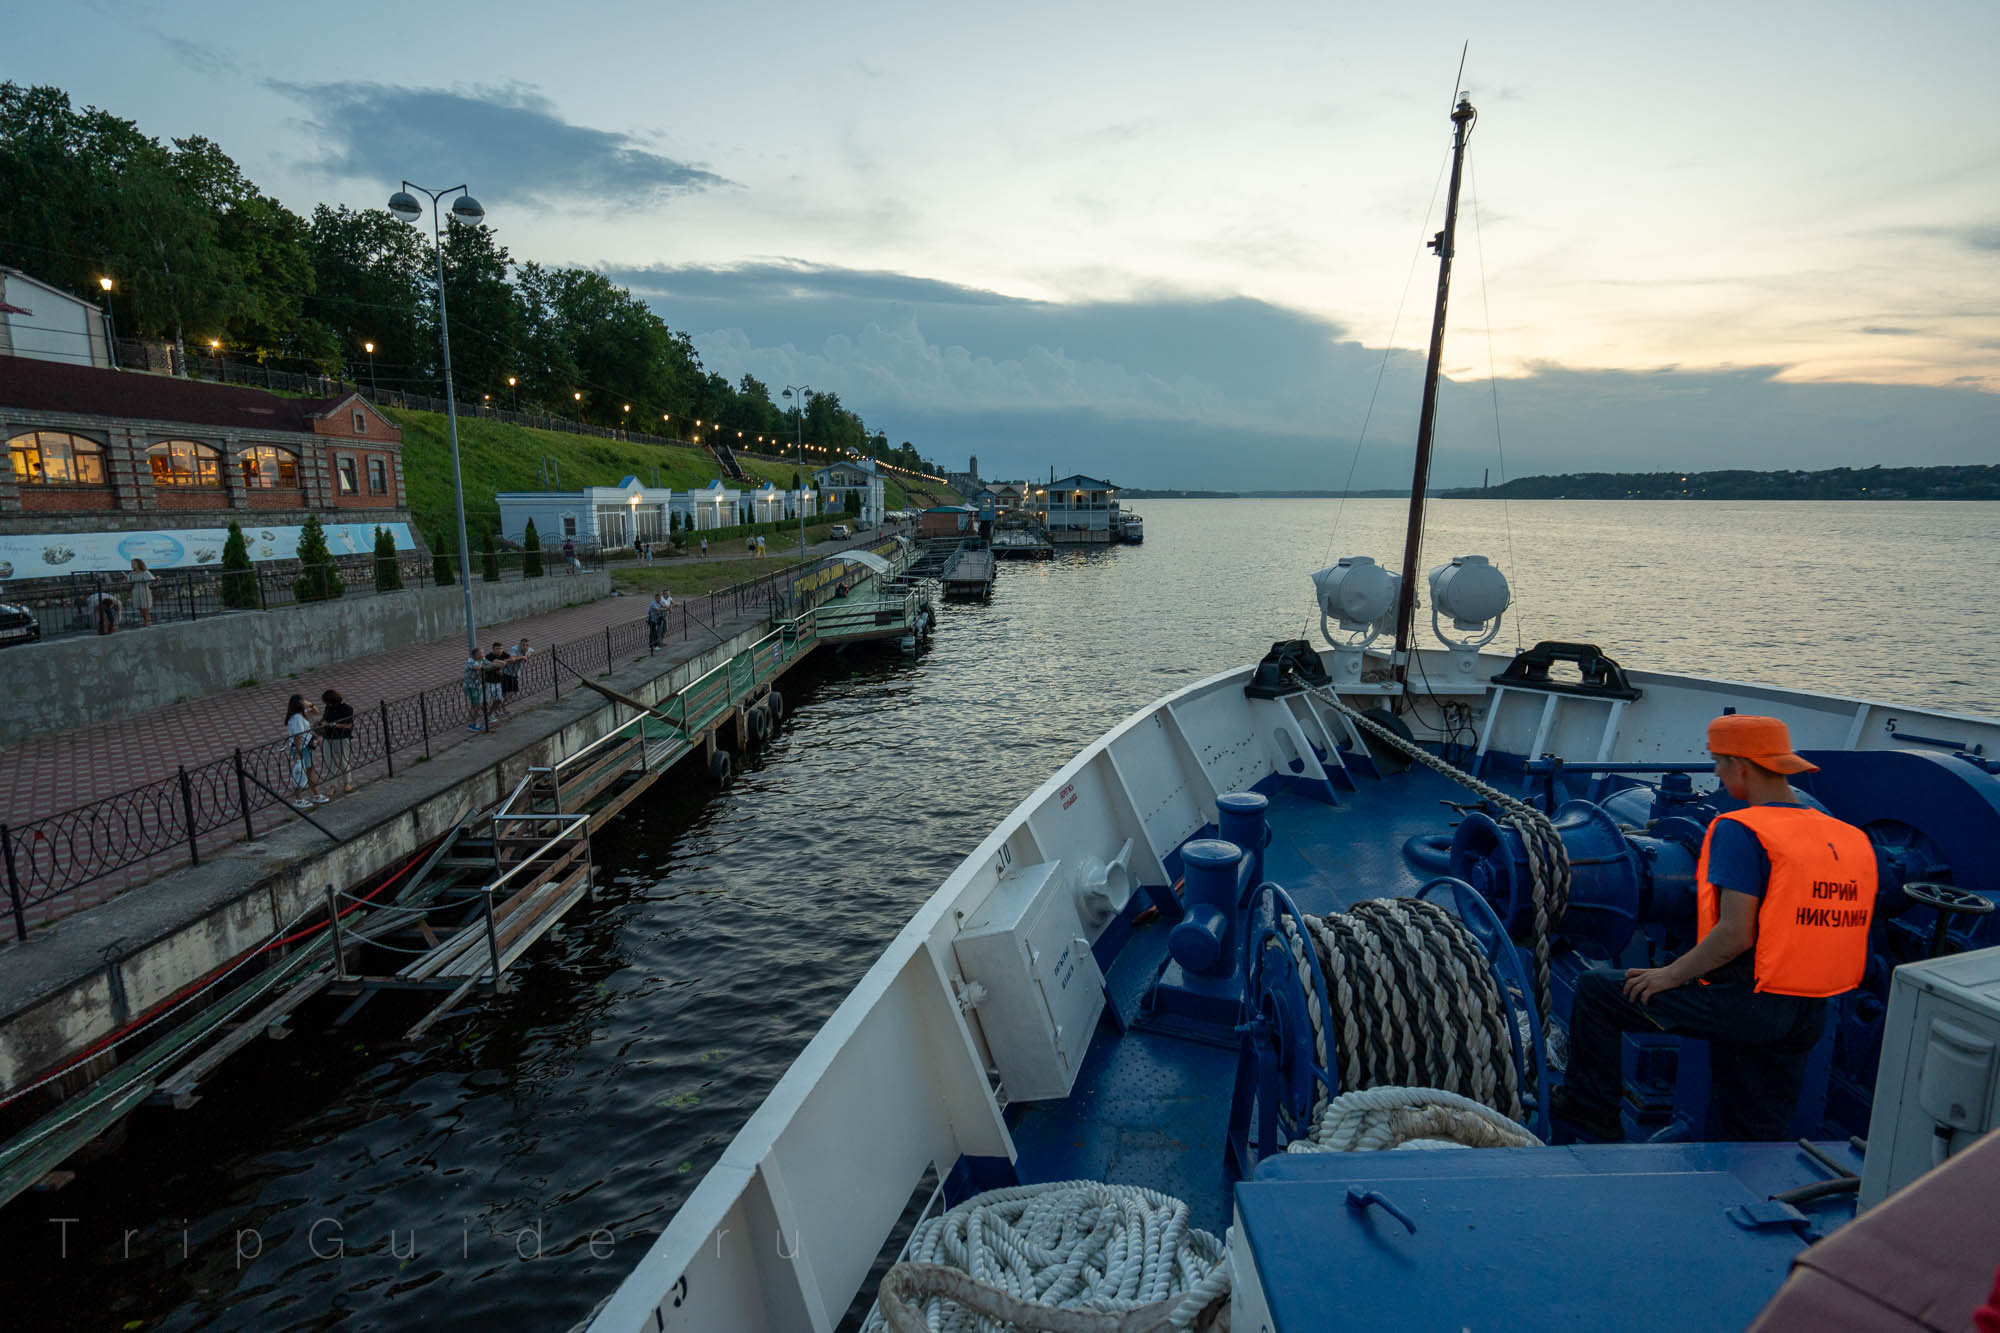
[1311,556,1399,686]
[1427,554,1511,681]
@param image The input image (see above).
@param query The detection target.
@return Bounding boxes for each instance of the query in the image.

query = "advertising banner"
[0,522,416,580]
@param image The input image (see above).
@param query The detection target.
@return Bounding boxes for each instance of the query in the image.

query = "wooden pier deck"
[942,546,995,600]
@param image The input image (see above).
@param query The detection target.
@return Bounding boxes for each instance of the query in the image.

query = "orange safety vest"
[1695,806,1877,997]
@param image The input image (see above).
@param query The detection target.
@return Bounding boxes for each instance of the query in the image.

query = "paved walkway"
[0,530,901,935]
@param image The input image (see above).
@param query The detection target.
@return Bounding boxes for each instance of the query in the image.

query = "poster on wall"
[0,522,416,580]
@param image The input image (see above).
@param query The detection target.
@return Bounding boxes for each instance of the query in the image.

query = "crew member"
[1552,715,1876,1141]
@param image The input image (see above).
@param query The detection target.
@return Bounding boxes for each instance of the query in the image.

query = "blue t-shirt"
[1706,802,1814,899]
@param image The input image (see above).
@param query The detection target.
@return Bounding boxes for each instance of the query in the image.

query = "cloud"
[1860,326,1920,336]
[617,261,1999,491]
[271,81,730,208]
[163,37,235,77]
[1965,226,2000,251]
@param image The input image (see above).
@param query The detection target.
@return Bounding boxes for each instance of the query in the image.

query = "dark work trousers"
[1564,967,1827,1141]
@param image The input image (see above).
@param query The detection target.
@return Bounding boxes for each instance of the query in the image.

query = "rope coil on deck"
[1287,1085,1543,1153]
[866,1180,1229,1333]
[1292,897,1524,1121]
[1312,688,1570,1037]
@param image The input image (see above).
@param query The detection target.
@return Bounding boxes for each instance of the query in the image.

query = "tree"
[439,216,521,395]
[845,490,861,516]
[373,525,402,591]
[791,469,802,491]
[481,528,499,582]
[293,513,343,602]
[219,520,257,608]
[522,518,543,577]
[305,204,432,390]
[430,529,453,585]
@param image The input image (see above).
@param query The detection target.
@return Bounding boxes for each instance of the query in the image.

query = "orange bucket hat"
[1707,714,1818,774]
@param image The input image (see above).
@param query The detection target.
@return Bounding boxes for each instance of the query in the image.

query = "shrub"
[431,530,454,585]
[219,520,257,608]
[373,526,403,591]
[522,518,544,578]
[481,528,500,582]
[293,513,344,602]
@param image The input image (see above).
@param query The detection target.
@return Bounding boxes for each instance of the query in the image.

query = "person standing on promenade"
[464,651,487,731]
[503,636,531,701]
[700,535,708,558]
[646,590,672,650]
[562,537,579,574]
[285,695,326,808]
[126,558,155,627]
[483,641,511,722]
[319,688,356,794]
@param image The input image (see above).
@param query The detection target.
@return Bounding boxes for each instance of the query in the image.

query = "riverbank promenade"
[0,538,875,942]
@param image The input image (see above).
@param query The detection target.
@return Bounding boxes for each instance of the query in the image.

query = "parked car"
[0,601,42,647]
[829,524,850,539]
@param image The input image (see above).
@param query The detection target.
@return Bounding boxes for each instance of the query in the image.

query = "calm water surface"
[4,500,1994,1330]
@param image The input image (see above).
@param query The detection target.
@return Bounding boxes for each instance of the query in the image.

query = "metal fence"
[0,563,809,941]
[1,548,607,644]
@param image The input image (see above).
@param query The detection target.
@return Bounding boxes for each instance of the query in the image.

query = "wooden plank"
[156,972,335,1105]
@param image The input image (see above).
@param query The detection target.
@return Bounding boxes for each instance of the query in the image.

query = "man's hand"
[1623,966,1686,1005]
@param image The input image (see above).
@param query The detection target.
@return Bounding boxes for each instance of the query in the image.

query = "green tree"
[430,529,454,585]
[305,203,432,391]
[219,520,257,608]
[373,525,403,591]
[439,216,521,396]
[481,528,499,582]
[293,513,343,602]
[845,490,861,516]
[522,518,544,577]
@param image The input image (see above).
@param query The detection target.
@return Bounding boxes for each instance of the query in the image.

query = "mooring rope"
[1311,687,1570,1036]
[1288,1085,1543,1153]
[866,1181,1230,1333]
[1296,897,1524,1120]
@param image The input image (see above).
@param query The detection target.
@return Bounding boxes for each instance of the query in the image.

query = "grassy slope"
[387,408,957,535]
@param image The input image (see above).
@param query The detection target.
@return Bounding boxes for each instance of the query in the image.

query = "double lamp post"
[388,182,483,662]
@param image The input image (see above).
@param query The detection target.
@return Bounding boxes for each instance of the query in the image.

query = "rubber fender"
[746,705,770,744]
[766,690,785,721]
[708,750,732,787]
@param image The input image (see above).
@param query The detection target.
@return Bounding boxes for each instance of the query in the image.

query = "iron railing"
[0,548,605,644]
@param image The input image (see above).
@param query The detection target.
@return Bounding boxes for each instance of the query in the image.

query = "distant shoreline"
[1119,464,1999,502]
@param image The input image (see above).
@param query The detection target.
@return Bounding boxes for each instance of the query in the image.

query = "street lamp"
[362,340,378,397]
[98,276,118,368]
[507,375,518,410]
[388,181,485,662]
[782,385,812,559]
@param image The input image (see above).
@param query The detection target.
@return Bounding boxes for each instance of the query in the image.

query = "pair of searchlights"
[1309,554,1511,686]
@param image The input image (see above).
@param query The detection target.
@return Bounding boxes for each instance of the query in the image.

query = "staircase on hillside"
[708,439,750,481]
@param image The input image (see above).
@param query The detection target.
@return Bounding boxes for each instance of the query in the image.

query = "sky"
[11,0,2000,489]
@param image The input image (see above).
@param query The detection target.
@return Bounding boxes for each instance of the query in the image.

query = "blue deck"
[1007,764,1507,1234]
[1001,756,1872,1309]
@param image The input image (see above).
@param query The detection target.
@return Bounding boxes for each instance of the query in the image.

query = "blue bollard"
[1172,839,1244,976]
[1216,791,1270,888]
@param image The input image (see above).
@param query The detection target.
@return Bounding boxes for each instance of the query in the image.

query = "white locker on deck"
[953,860,1106,1102]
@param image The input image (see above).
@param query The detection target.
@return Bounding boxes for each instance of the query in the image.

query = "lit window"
[149,439,221,487]
[238,445,300,489]
[335,454,359,495]
[368,456,387,495]
[9,430,106,485]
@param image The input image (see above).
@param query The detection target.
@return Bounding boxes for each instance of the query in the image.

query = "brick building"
[1,355,418,577]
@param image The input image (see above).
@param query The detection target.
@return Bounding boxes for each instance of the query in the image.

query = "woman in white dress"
[284,695,326,808]
[126,557,155,627]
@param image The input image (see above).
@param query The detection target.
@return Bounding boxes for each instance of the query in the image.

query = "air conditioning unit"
[1859,945,2000,1210]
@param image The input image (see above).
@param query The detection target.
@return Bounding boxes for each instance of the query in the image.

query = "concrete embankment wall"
[0,616,776,1097]
[2,572,613,746]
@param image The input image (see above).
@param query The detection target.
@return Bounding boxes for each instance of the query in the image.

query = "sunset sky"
[13,0,1999,487]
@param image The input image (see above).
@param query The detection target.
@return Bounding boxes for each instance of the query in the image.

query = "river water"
[5,499,1995,1331]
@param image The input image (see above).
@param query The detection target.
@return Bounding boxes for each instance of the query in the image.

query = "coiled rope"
[1290,897,1524,1121]
[1287,1085,1543,1153]
[866,1181,1230,1333]
[1311,687,1570,1036]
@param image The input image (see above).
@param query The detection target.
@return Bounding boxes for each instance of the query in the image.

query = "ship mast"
[1390,92,1477,709]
